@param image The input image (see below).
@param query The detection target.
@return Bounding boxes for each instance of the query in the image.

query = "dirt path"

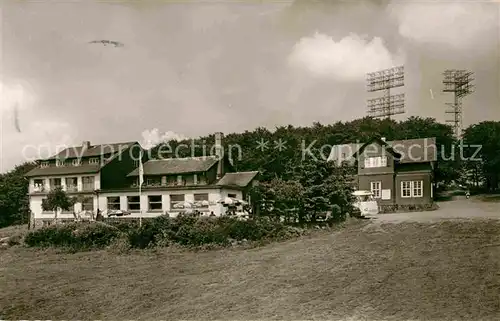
[369,197,500,223]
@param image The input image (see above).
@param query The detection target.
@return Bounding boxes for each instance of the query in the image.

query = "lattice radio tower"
[442,69,474,139]
[366,65,405,119]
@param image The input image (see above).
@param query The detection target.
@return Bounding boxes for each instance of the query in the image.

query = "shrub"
[224,218,284,241]
[105,220,140,232]
[24,222,121,250]
[107,235,131,254]
[126,215,291,249]
[24,224,75,248]
[185,217,228,246]
[24,215,307,252]
[379,203,439,213]
[7,232,25,246]
[329,204,345,222]
[72,222,121,249]
[128,215,173,249]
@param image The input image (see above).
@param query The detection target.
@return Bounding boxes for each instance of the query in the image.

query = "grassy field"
[0,224,27,239]
[480,194,500,202]
[2,219,500,320]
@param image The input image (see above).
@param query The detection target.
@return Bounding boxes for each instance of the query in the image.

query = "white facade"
[29,186,245,222]
[98,188,244,218]
[29,174,101,194]
[29,174,101,221]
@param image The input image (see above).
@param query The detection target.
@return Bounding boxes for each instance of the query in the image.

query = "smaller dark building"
[330,137,437,208]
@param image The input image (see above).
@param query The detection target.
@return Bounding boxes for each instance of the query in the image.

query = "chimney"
[214,132,224,179]
[82,141,91,150]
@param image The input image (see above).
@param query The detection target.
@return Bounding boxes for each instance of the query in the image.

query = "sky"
[0,0,499,172]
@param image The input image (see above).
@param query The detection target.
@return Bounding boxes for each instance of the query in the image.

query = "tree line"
[1,117,499,227]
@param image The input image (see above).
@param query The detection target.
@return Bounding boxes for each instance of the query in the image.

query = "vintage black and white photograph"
[0,0,499,319]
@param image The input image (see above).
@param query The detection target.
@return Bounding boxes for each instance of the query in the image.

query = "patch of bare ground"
[0,224,27,238]
[1,219,500,320]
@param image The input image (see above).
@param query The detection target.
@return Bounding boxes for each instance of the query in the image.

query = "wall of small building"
[97,187,243,217]
[395,172,432,205]
[220,188,243,200]
[358,174,395,205]
[358,171,433,206]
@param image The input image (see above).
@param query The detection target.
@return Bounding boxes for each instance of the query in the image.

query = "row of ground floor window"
[32,190,243,218]
[358,175,433,205]
[369,180,424,199]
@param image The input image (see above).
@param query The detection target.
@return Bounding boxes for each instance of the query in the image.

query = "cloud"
[140,129,187,149]
[389,1,499,50]
[0,80,36,113]
[0,78,77,171]
[288,32,402,81]
[1,119,77,171]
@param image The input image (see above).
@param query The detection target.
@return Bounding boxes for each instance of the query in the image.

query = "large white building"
[25,133,259,228]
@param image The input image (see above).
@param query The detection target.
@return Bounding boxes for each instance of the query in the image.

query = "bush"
[182,217,228,246]
[128,215,173,249]
[72,223,121,249]
[329,204,345,222]
[224,218,284,241]
[126,215,291,249]
[24,222,121,250]
[105,220,141,232]
[24,224,75,248]
[24,215,309,252]
[107,235,131,254]
[379,203,439,213]
[7,232,26,246]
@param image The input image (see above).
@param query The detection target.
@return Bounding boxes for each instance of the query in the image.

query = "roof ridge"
[59,141,136,149]
[225,171,259,174]
[151,155,218,161]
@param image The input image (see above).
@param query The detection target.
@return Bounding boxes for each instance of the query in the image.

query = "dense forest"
[150,116,458,183]
[1,117,499,227]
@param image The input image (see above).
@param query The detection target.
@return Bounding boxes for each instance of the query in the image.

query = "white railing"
[66,185,78,192]
[32,185,46,193]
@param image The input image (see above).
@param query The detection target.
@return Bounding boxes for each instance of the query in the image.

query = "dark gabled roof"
[387,138,437,163]
[25,164,100,177]
[216,171,259,187]
[327,143,362,163]
[45,141,137,160]
[335,137,437,164]
[352,137,401,159]
[127,156,219,176]
[25,143,134,177]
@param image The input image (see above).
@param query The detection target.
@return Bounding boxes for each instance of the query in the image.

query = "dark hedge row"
[23,215,305,251]
[24,222,120,250]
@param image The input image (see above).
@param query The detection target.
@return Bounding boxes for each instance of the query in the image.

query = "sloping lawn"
[1,219,500,320]
[480,194,500,202]
[0,224,27,238]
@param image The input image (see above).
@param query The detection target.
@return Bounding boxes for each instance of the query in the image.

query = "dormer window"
[364,156,387,168]
[56,160,66,167]
[40,161,49,168]
[72,159,81,166]
[89,158,99,165]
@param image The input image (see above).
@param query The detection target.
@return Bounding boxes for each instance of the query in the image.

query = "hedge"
[24,215,306,251]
